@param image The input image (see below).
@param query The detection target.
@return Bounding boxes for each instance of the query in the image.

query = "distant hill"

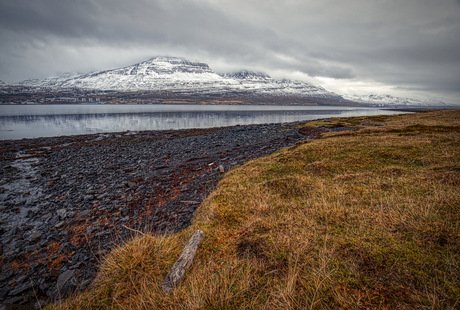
[344,93,448,107]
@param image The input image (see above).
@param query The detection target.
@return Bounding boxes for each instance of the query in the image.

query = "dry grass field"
[51,109,459,309]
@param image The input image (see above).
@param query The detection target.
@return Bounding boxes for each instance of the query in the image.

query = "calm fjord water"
[0,104,406,140]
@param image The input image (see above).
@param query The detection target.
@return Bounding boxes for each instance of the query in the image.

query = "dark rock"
[127,181,137,190]
[48,217,59,226]
[83,195,94,201]
[28,231,42,243]
[0,273,8,282]
[9,240,24,251]
[56,208,67,219]
[0,287,9,300]
[8,282,32,296]
[78,210,91,218]
[54,221,65,229]
[96,193,107,200]
[3,298,30,308]
[24,245,39,253]
[49,269,60,279]
[8,277,26,288]
[38,279,49,292]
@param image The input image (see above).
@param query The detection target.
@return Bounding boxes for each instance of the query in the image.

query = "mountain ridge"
[3,57,450,106]
[16,57,343,101]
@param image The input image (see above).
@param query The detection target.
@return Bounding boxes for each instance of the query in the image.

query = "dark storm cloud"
[0,0,294,57]
[0,0,355,78]
[0,0,459,102]
[0,0,216,44]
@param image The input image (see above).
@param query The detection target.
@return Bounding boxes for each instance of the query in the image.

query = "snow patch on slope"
[344,94,448,107]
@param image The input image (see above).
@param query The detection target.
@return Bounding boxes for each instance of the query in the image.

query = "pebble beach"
[0,121,331,307]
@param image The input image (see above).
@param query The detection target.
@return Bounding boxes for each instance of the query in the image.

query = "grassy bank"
[51,110,459,309]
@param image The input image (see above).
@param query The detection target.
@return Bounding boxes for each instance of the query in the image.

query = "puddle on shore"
[0,152,44,227]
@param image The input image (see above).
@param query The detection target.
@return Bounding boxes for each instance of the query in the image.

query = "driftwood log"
[162,230,205,293]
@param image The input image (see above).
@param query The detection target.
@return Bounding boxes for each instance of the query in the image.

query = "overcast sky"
[1,0,459,103]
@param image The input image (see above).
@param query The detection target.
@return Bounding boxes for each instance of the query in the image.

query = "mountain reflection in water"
[0,104,406,140]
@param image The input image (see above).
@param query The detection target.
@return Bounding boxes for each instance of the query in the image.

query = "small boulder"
[29,231,42,243]
[127,181,137,190]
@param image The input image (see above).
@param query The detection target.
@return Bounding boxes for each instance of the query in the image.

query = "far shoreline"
[0,104,414,141]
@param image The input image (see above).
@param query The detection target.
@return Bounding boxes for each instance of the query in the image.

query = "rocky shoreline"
[0,121,332,308]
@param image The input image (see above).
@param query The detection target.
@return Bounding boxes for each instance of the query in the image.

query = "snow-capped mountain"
[223,70,342,99]
[20,57,228,90]
[18,57,341,100]
[13,57,448,106]
[344,94,447,107]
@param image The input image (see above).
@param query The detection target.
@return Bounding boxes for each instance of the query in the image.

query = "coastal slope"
[52,109,460,309]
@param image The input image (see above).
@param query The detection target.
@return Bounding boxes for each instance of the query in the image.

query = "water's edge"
[0,104,406,140]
